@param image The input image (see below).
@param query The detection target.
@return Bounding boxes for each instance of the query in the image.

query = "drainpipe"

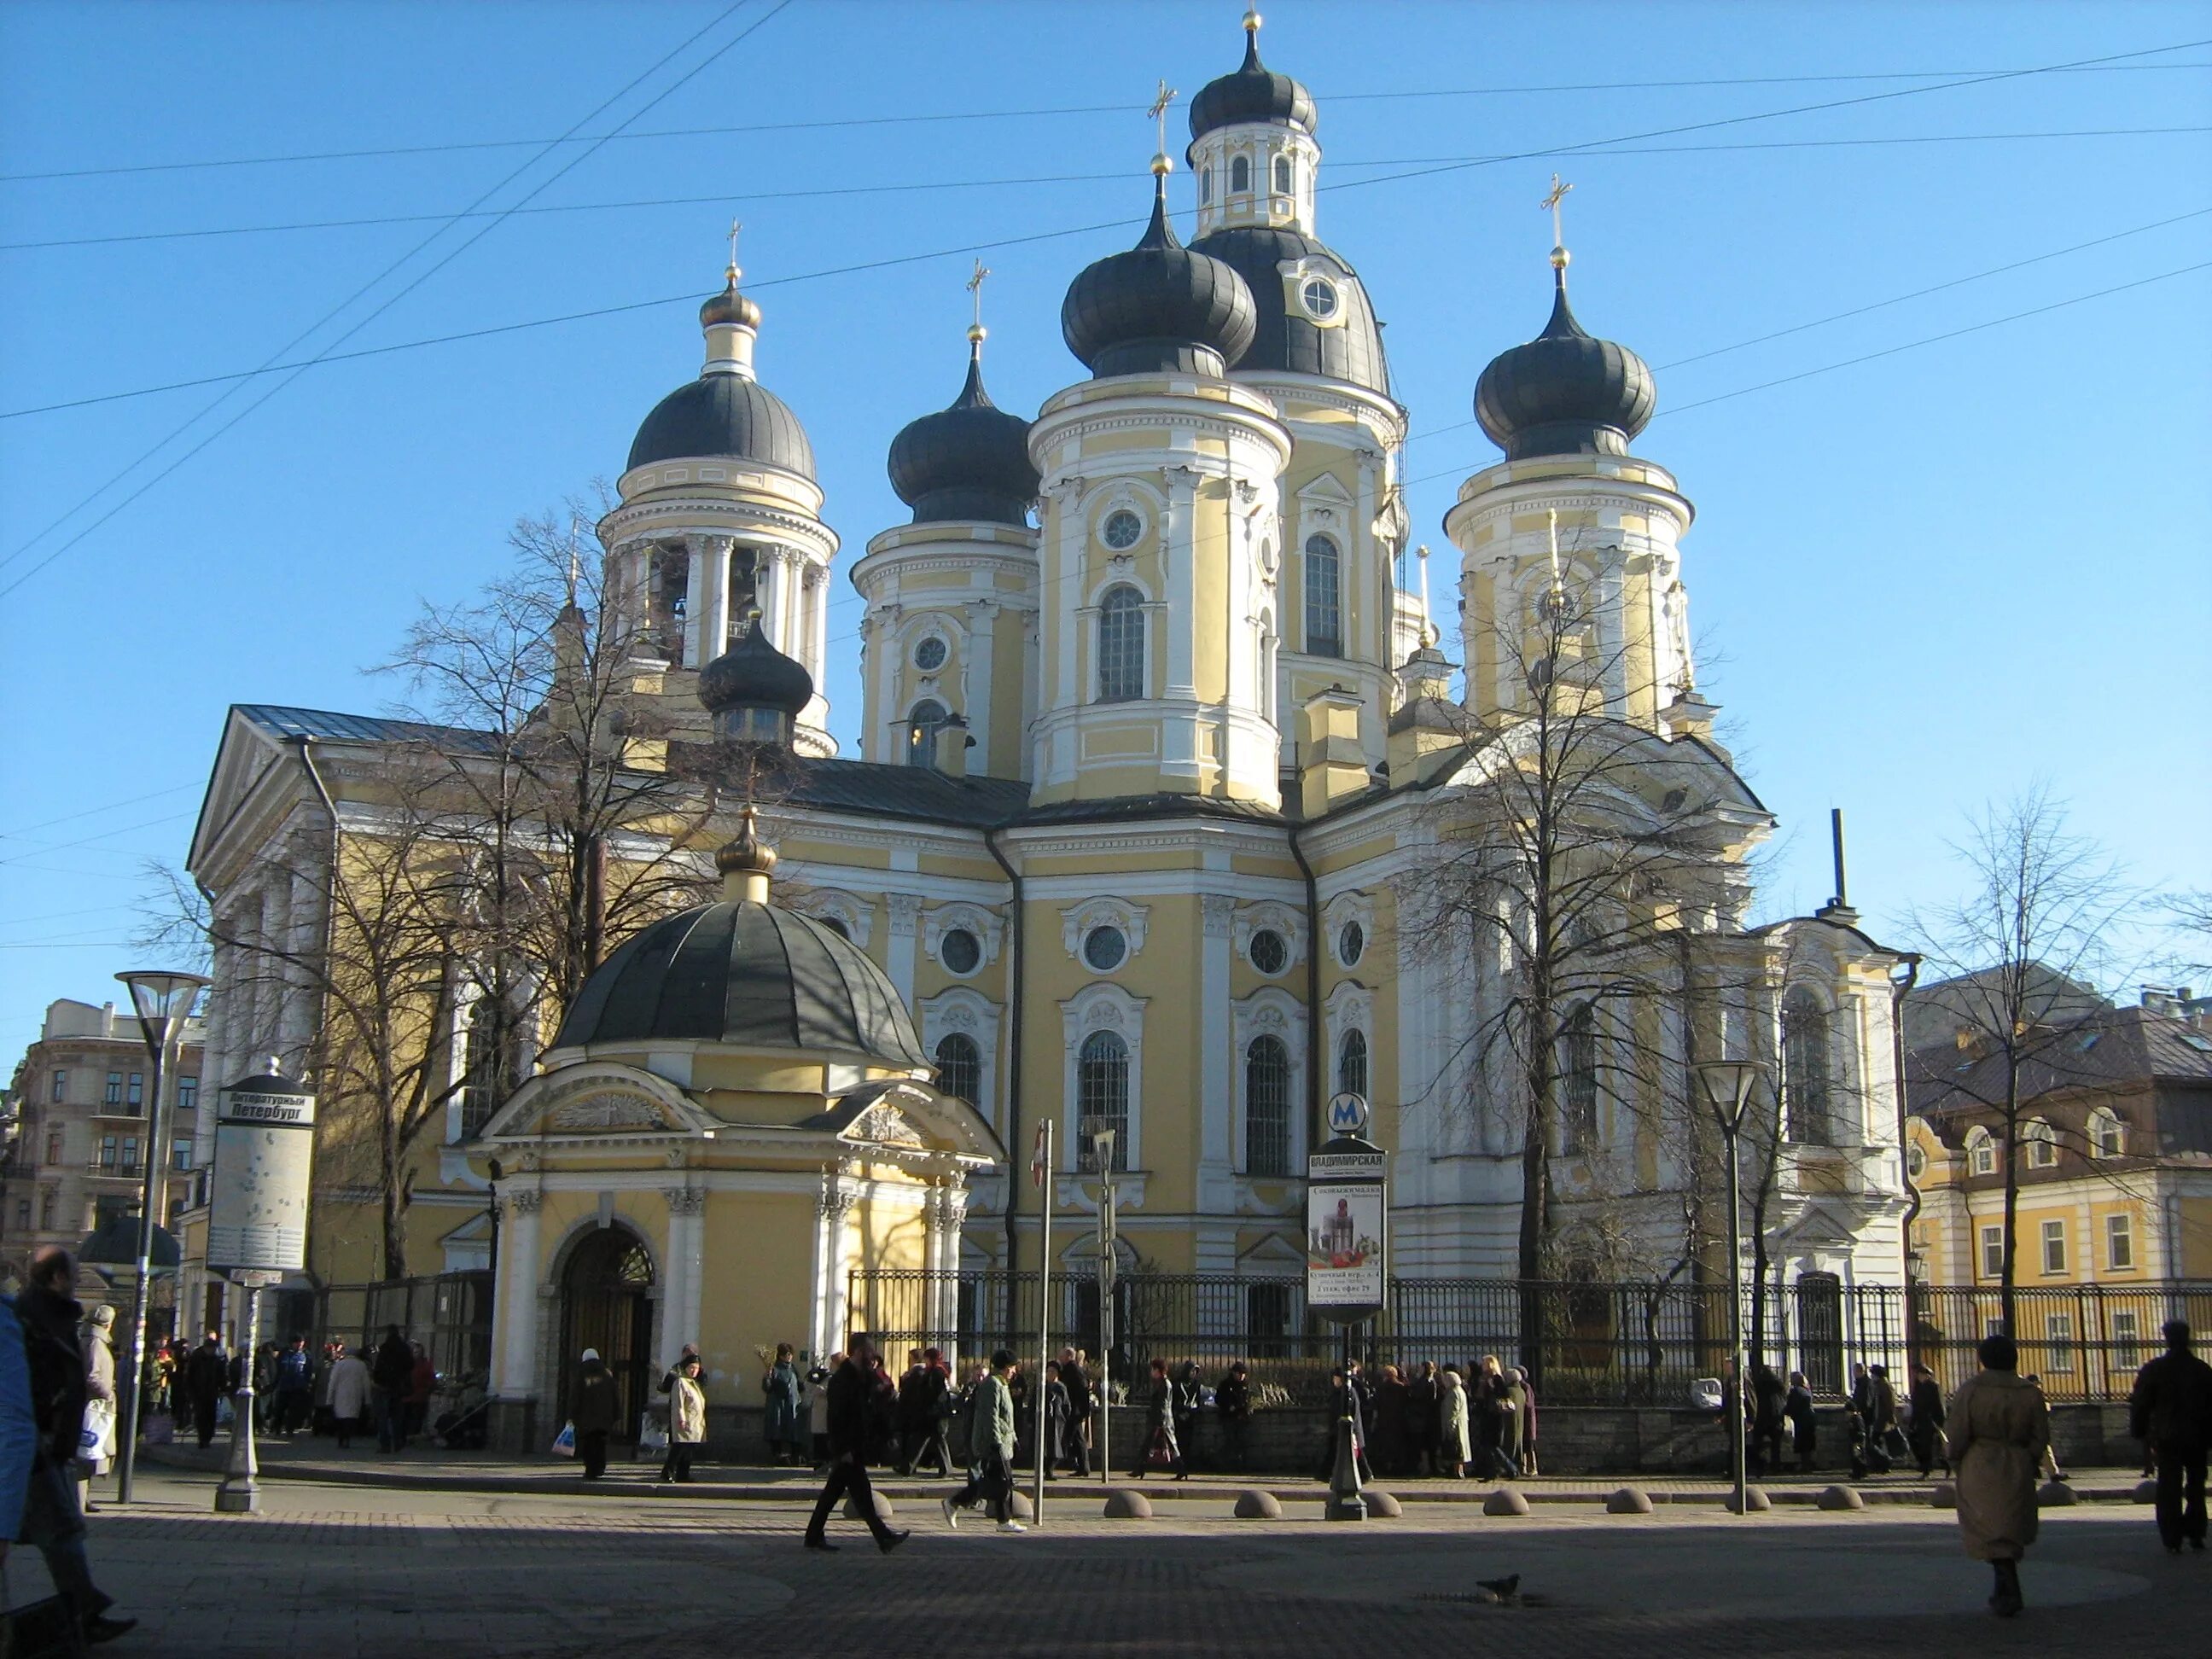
[1891,952,1923,1360]
[1289,824,1324,1156]
[985,824,1025,1277]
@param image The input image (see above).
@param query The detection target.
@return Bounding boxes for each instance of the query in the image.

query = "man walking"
[185,1328,227,1449]
[371,1324,414,1452]
[1908,1363,1950,1478]
[942,1348,1023,1533]
[803,1336,910,1553]
[274,1336,314,1435]
[1057,1347,1093,1477]
[2130,1318,2212,1554]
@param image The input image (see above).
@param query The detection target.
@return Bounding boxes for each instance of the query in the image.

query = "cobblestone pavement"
[47,1465,2206,1658]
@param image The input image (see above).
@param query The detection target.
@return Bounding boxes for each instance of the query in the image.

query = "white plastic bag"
[551,1419,577,1458]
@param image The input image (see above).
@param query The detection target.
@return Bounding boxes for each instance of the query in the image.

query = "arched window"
[905,698,947,766]
[1200,166,1213,204]
[1968,1126,1997,1176]
[1337,1028,1369,1100]
[1097,585,1144,702]
[1303,533,1342,656]
[1561,1003,1598,1152]
[1782,986,1833,1144]
[2023,1117,2058,1168]
[1244,1035,1292,1176]
[1078,1031,1130,1170]
[2088,1108,2125,1159]
[1230,154,1251,194]
[934,1033,981,1109]
[1272,153,1293,195]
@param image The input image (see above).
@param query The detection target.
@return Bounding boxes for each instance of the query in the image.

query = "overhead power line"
[3,58,2205,183]
[8,125,2204,257]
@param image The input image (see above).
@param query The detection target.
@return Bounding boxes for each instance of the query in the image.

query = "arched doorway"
[558,1226,656,1441]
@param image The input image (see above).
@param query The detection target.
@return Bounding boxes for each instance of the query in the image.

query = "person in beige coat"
[1946,1332,2049,1618]
[1439,1366,1471,1477]
[78,1305,117,1513]
[663,1355,707,1484]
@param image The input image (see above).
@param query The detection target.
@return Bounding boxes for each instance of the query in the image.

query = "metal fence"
[849,1268,2209,1406]
[304,1271,495,1389]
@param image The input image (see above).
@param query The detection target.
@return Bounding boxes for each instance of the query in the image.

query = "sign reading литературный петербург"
[207,1081,316,1274]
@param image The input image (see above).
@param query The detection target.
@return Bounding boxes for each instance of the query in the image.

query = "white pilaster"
[493,1189,542,1398]
[1199,894,1237,1208]
[1163,465,1199,700]
[886,893,923,1003]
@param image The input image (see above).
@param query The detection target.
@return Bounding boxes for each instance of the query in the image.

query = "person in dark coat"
[1784,1370,1818,1471]
[14,1246,134,1644]
[1909,1363,1950,1478]
[1214,1360,1253,1472]
[893,1349,932,1475]
[2129,1318,2212,1554]
[1748,1363,1787,1477]
[1041,1359,1070,1479]
[184,1330,228,1449]
[803,1336,909,1553]
[370,1325,414,1453]
[1406,1361,1439,1476]
[569,1348,618,1478]
[1057,1348,1094,1477]
[1133,1357,1187,1480]
[1371,1365,1412,1478]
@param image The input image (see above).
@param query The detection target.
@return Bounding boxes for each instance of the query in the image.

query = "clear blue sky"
[3,1,2208,1065]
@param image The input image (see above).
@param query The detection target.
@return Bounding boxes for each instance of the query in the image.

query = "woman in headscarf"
[1947,1332,2049,1618]
[77,1304,117,1513]
[570,1348,616,1478]
[1438,1366,1471,1478]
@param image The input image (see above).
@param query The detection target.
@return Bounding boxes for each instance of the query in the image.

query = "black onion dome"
[1062,178,1257,378]
[698,617,814,719]
[554,899,928,1068]
[1475,267,1656,460]
[887,351,1039,526]
[628,374,817,477]
[1190,225,1390,396]
[1189,26,1316,142]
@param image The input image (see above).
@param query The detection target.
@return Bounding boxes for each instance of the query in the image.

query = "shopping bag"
[550,1420,577,1458]
[77,1397,115,1462]
[637,1416,669,1459]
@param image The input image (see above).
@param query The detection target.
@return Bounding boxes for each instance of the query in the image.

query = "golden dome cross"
[1540,174,1573,260]
[1149,79,1178,170]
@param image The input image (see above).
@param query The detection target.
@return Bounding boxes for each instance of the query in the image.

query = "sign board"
[1325,1091,1371,1138]
[1306,1136,1387,1322]
[207,1076,317,1274]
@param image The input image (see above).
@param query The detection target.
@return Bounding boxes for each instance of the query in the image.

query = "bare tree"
[1908,787,2134,1328]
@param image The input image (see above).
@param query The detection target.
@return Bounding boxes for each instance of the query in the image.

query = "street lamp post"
[1695,1057,1762,1520]
[113,969,210,1505]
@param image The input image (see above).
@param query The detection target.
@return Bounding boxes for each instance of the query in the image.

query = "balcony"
[85,1159,144,1179]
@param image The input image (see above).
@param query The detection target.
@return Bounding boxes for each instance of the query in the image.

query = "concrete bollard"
[1365,1490,1403,1517]
[2133,1478,2159,1505]
[1103,1488,1154,1519]
[2037,1480,2078,1508]
[1930,1481,1958,1509]
[1233,1490,1283,1519]
[844,1491,895,1522]
[1483,1487,1532,1517]
[1007,1490,1034,1520]
[1725,1487,1772,1513]
[1816,1485,1866,1511]
[1605,1487,1655,1515]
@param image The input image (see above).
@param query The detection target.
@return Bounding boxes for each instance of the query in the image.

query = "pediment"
[814,1080,1005,1165]
[480,1061,712,1142]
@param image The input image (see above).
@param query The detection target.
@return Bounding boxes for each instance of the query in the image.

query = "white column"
[278,864,319,1070]
[808,564,830,684]
[757,547,787,652]
[1163,466,1199,700]
[492,1189,542,1398]
[680,1190,706,1360]
[886,894,922,1003]
[696,535,732,664]
[660,1188,692,1367]
[682,540,708,668]
[1199,894,1236,1208]
[963,596,997,765]
[807,1176,834,1361]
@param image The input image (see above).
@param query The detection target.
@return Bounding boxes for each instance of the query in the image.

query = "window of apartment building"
[2106,1212,2134,1271]
[1980,1225,2004,1279]
[38,1191,55,1231]
[2112,1309,2144,1371]
[126,1073,143,1108]
[172,1137,194,1173]
[2088,1108,2124,1159]
[2023,1118,2057,1168]
[176,1076,197,1115]
[97,1134,118,1169]
[44,1131,62,1166]
[2045,1312,2075,1373]
[120,1137,139,1171]
[13,1201,27,1231]
[103,1073,122,1106]
[1968,1129,1997,1175]
[49,1069,65,1103]
[2040,1219,2067,1274]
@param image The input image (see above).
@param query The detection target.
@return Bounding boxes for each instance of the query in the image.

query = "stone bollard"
[1930,1481,1958,1509]
[1483,1487,1532,1517]
[1103,1488,1154,1519]
[1816,1485,1866,1512]
[1365,1491,1403,1517]
[1233,1490,1283,1519]
[2037,1480,2078,1508]
[1605,1487,1655,1515]
[2133,1478,2159,1505]
[1007,1490,1034,1520]
[844,1490,895,1523]
[1725,1487,1772,1514]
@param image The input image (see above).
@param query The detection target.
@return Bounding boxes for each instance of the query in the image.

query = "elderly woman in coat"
[1947,1332,2050,1618]
[77,1304,117,1513]
[1439,1366,1471,1478]
[663,1354,707,1484]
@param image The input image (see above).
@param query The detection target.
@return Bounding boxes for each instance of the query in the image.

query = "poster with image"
[1305,1178,1385,1313]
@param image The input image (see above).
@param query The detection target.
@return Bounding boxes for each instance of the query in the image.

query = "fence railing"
[300,1271,495,1390]
[848,1269,2209,1406]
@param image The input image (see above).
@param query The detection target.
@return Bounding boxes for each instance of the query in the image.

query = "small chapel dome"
[1062,175,1257,379]
[1475,258,1656,460]
[626,268,817,478]
[886,346,1039,527]
[1189,13,1316,142]
[697,614,815,743]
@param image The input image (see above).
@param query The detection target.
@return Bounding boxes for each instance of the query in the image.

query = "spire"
[1242,6,1263,68]
[1538,173,1586,340]
[1148,77,1178,179]
[960,258,993,405]
[715,804,778,905]
[700,220,762,378]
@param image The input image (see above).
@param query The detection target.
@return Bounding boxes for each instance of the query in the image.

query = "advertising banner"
[207,1079,317,1274]
[1306,1140,1387,1319]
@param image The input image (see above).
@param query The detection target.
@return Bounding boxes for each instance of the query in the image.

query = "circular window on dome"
[913,635,948,672]
[1100,509,1144,551]
[940,927,981,975]
[1298,276,1341,323]
[1082,925,1128,973]
[1249,928,1289,976]
[1338,919,1365,968]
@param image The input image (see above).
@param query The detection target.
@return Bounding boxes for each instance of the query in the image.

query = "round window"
[940,927,981,975]
[1300,276,1340,321]
[913,635,948,672]
[1338,919,1365,967]
[1906,1145,1926,1179]
[1082,925,1127,972]
[1249,928,1288,976]
[1100,509,1143,550]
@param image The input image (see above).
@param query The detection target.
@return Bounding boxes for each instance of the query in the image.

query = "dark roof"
[555,898,928,1068]
[1188,26,1316,142]
[699,621,814,721]
[1907,1005,2212,1121]
[1475,265,1655,460]
[1012,791,1284,829]
[627,373,816,478]
[1062,177,1256,379]
[1903,965,2111,1054]
[783,757,1031,829]
[235,703,501,753]
[1190,226,1391,396]
[886,349,1039,527]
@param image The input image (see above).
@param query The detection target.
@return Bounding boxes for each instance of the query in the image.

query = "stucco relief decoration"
[1232,899,1308,964]
[798,890,873,947]
[1201,894,1237,939]
[550,1094,665,1132]
[1059,982,1145,1056]
[922,902,1005,966]
[1058,896,1149,963]
[1322,888,1377,965]
[887,892,925,939]
[507,1189,541,1215]
[854,1103,928,1149]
